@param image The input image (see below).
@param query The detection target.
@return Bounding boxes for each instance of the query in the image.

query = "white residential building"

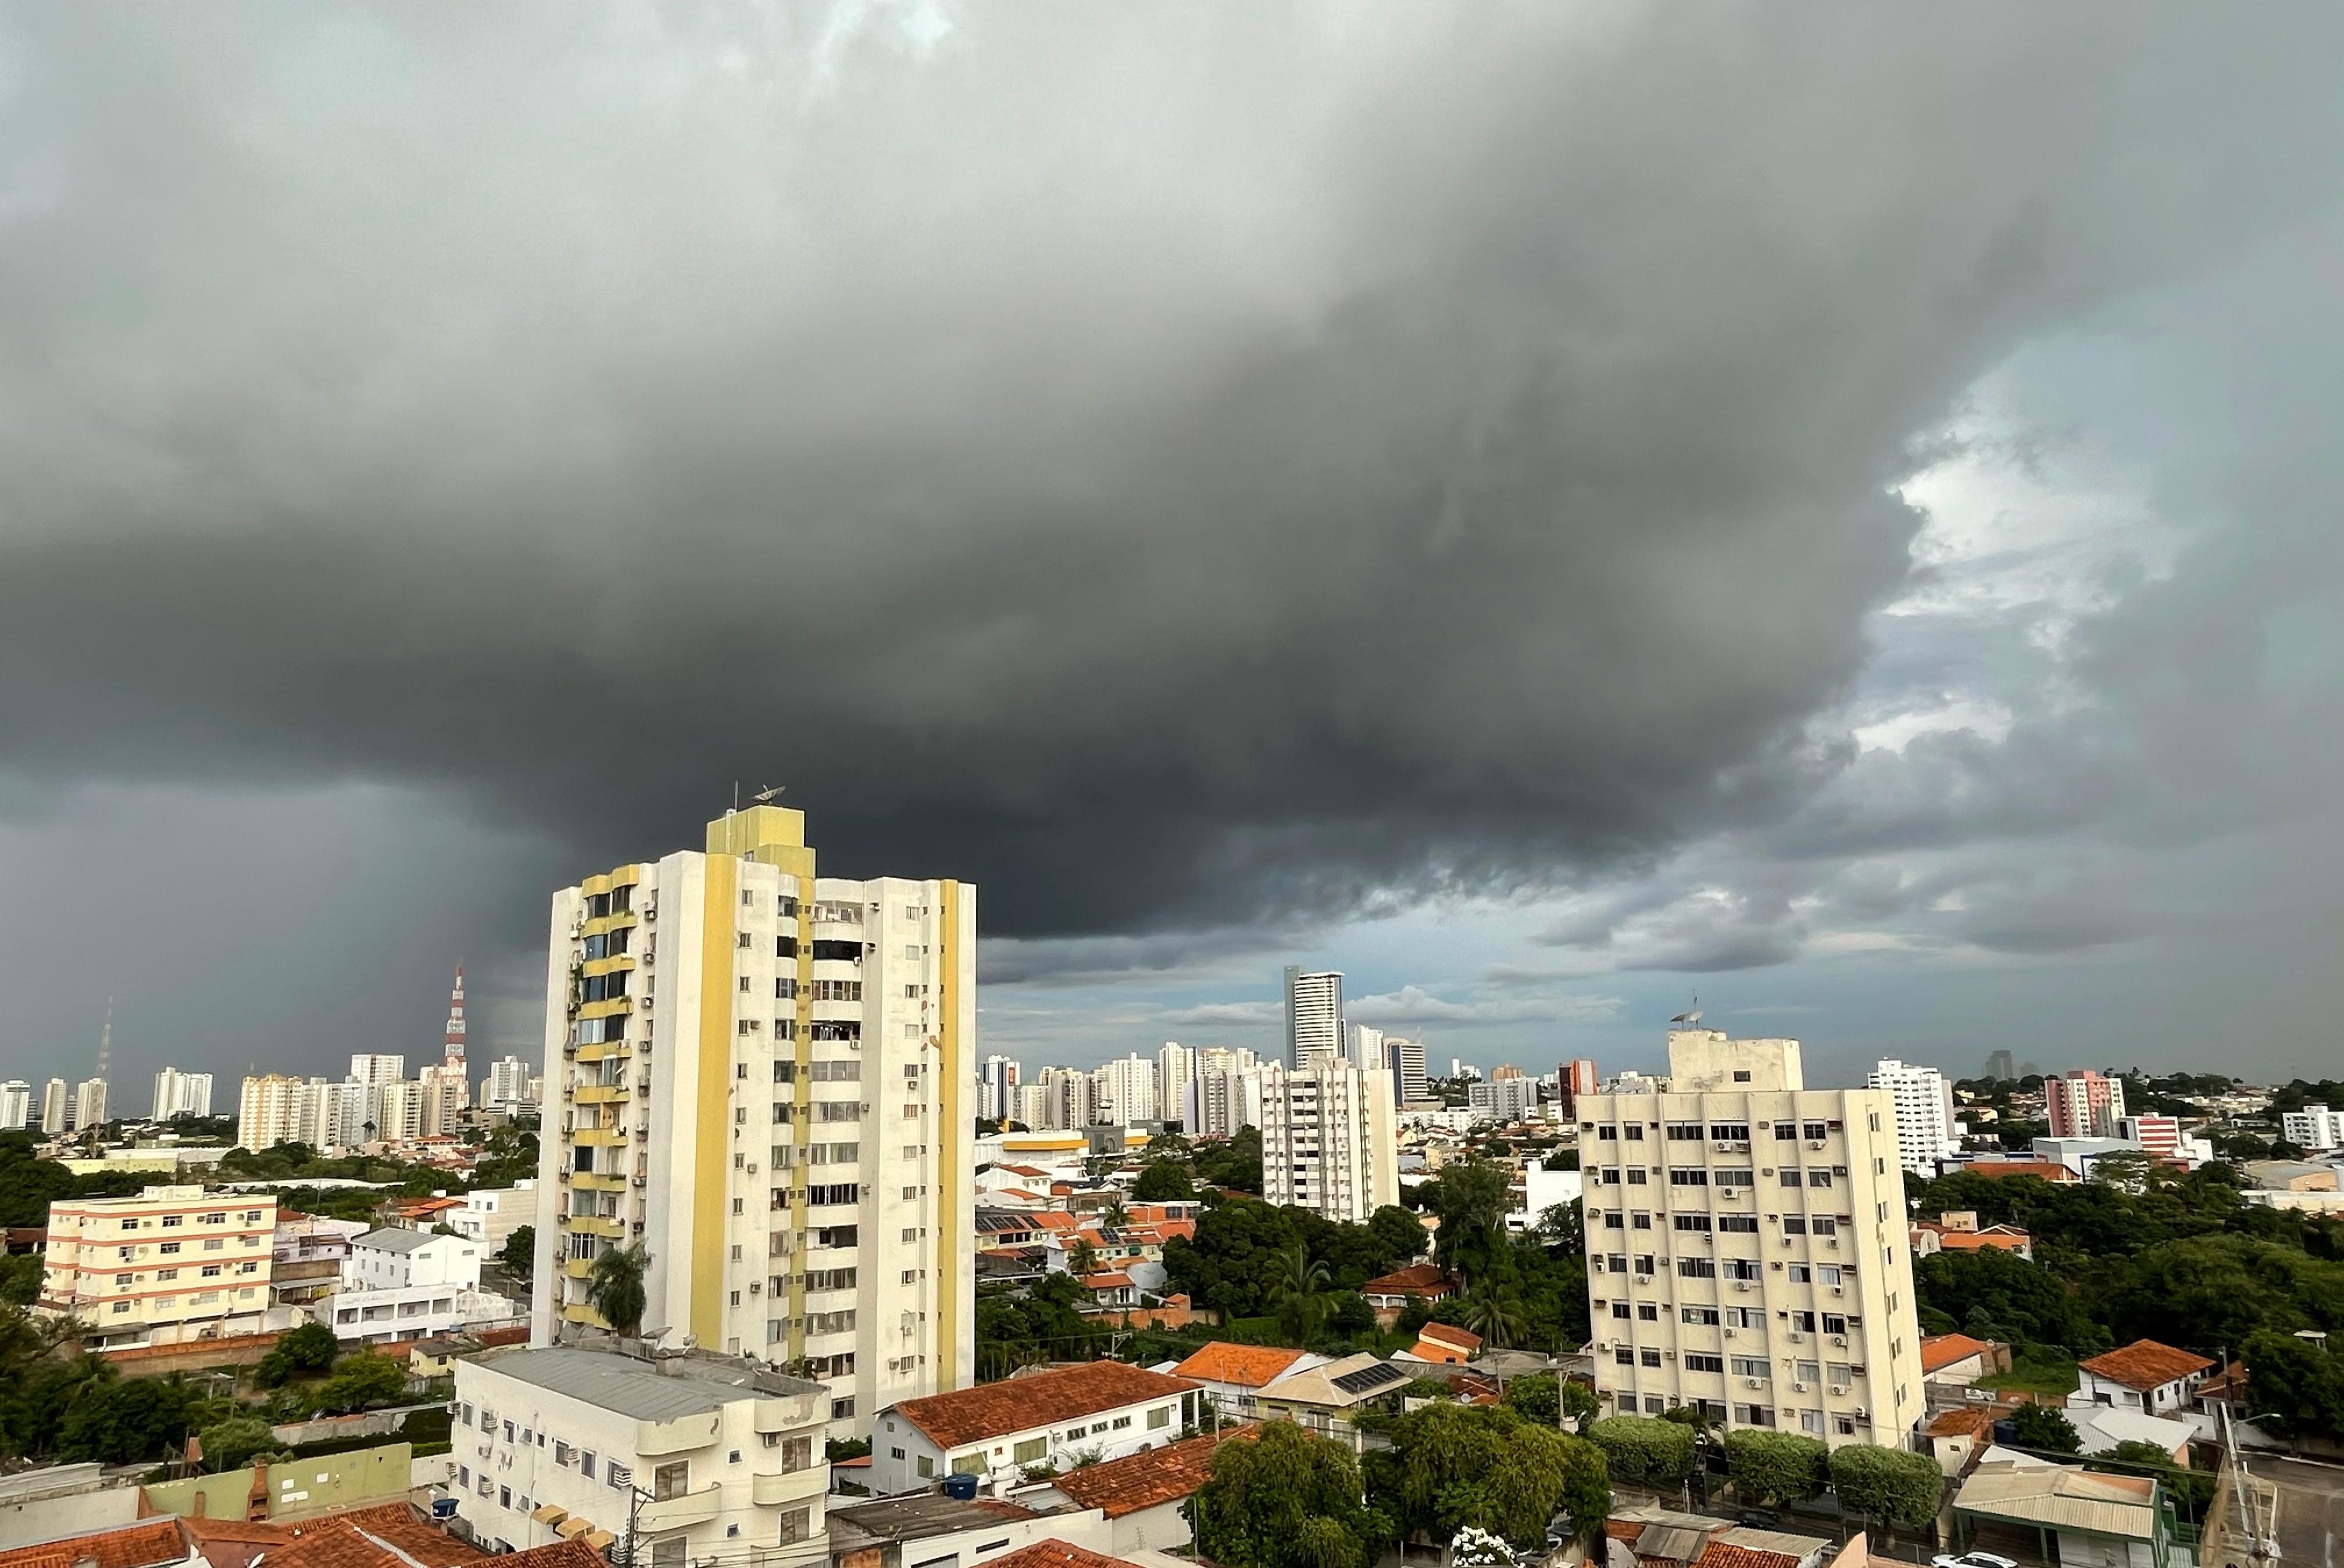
[448,1183,537,1254]
[36,1186,276,1348]
[150,1068,214,1122]
[372,1079,424,1142]
[452,1343,831,1562]
[1467,1076,1542,1126]
[1866,1060,1959,1175]
[71,1078,108,1133]
[1580,1028,1925,1449]
[1282,967,1343,1068]
[2281,1105,2343,1151]
[1346,1023,1385,1076]
[1093,1054,1157,1125]
[1010,1082,1052,1130]
[1259,1059,1398,1223]
[870,1361,1201,1495]
[349,1054,406,1088]
[531,805,977,1440]
[484,1055,537,1112]
[1153,1043,1192,1125]
[0,1081,30,1130]
[295,1076,360,1151]
[1506,1157,1585,1234]
[1384,1037,1429,1104]
[40,1078,69,1135]
[978,1055,1021,1123]
[320,1227,514,1345]
[1037,1066,1103,1130]
[238,1075,306,1151]
[1182,1048,1262,1139]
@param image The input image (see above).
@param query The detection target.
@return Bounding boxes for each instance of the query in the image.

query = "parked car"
[1932,1553,2018,1568]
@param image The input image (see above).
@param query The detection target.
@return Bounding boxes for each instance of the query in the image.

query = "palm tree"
[1068,1238,1101,1277]
[1457,1287,1528,1351]
[1102,1200,1130,1230]
[1269,1243,1331,1345]
[587,1243,649,1336]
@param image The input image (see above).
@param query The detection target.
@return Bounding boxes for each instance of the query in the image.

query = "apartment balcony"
[564,1258,596,1280]
[638,1484,723,1531]
[570,1216,627,1239]
[574,1085,630,1105]
[572,1173,628,1193]
[576,1043,633,1064]
[572,1127,629,1146]
[751,1467,826,1508]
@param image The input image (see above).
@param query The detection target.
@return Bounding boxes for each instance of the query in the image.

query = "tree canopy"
[1361,1401,1610,1549]
[1195,1421,1392,1568]
[1584,1415,1695,1488]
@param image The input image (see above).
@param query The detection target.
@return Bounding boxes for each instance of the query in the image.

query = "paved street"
[2249,1458,2344,1568]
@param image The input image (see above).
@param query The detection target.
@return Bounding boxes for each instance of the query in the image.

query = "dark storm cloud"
[1,3,2338,942]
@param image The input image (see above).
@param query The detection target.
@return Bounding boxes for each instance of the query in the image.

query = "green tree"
[196,1415,284,1473]
[1363,1401,1610,1549]
[587,1243,649,1334]
[1502,1373,1559,1427]
[1584,1415,1695,1488]
[255,1320,341,1388]
[1724,1430,1828,1508]
[58,1373,217,1465]
[500,1225,537,1280]
[1425,1158,1510,1286]
[1459,1288,1528,1351]
[1102,1200,1131,1230]
[1827,1444,1944,1533]
[1561,1380,1601,1430]
[1069,1238,1102,1277]
[1133,1161,1194,1202]
[1195,1421,1391,1568]
[1194,1127,1264,1194]
[1269,1243,1332,1346]
[313,1352,408,1414]
[0,1254,40,1305]
[2006,1403,2081,1455]
[1369,1204,1429,1265]
[2242,1330,2344,1441]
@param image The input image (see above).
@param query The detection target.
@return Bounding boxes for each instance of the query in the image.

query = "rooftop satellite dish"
[751,785,786,805]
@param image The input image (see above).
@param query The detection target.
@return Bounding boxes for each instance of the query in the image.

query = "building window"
[778,1508,812,1546]
[1148,1406,1171,1429]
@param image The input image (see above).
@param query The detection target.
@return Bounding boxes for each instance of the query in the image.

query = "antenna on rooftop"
[751,784,785,805]
[1670,993,1702,1026]
[97,997,113,1082]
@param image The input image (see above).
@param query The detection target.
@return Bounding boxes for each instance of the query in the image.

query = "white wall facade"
[1260,1061,1398,1223]
[1866,1060,1959,1174]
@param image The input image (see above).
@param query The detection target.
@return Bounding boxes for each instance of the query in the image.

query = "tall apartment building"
[418,1064,467,1136]
[1346,1023,1385,1076]
[1866,1060,1959,1175]
[2281,1105,2343,1151]
[1259,1060,1398,1222]
[349,1054,406,1089]
[1153,1043,1191,1124]
[40,1079,68,1135]
[296,1077,358,1150]
[37,1185,277,1348]
[484,1055,537,1112]
[1468,1075,1542,1125]
[1282,967,1343,1069]
[978,1055,1021,1123]
[1035,1065,1102,1130]
[530,805,975,1439]
[0,1081,29,1130]
[1094,1054,1157,1124]
[2045,1071,2125,1138]
[1385,1037,1429,1104]
[1184,1047,1262,1139]
[71,1077,108,1132]
[1580,1029,1924,1449]
[151,1068,215,1121]
[1009,1081,1052,1130]
[238,1074,306,1151]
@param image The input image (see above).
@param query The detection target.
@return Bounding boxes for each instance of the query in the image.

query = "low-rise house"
[1600,1505,1835,1568]
[1397,1322,1481,1365]
[1029,1429,1252,1556]
[452,1342,831,1561]
[445,1184,535,1254]
[2074,1407,2195,1465]
[870,1361,1202,1495]
[1911,1211,2034,1261]
[1359,1263,1453,1327]
[318,1228,515,1347]
[1919,1333,2007,1385]
[1925,1406,1995,1477]
[1252,1352,1412,1450]
[1170,1344,1324,1422]
[2070,1340,2216,1420]
[271,1212,367,1308]
[1951,1447,2184,1568]
[824,1492,1088,1568]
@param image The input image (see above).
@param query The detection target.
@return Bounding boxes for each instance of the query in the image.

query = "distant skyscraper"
[1094,1053,1157,1123]
[0,1082,30,1130]
[483,1055,535,1112]
[348,1054,406,1087]
[1867,1059,1959,1174]
[2045,1070,2125,1138]
[1283,966,1343,1069]
[40,1079,68,1135]
[1346,1022,1385,1075]
[1153,1043,1192,1127]
[238,1074,306,1150]
[70,1077,108,1133]
[1260,1060,1398,1222]
[1982,1049,2016,1081]
[1384,1037,1428,1103]
[151,1066,215,1120]
[980,1055,1023,1123]
[1559,1058,1599,1118]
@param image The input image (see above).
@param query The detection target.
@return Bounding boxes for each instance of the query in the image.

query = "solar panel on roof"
[1330,1362,1409,1395]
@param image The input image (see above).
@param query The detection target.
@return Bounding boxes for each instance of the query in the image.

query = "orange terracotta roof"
[1418,1322,1482,1353]
[1604,1522,1645,1544]
[1048,1428,1257,1518]
[1362,1262,1450,1295]
[2079,1340,2215,1392]
[1173,1341,1312,1388]
[891,1361,1196,1448]
[180,1518,296,1568]
[260,1504,486,1568]
[1919,1333,1994,1373]
[495,1542,607,1568]
[1963,1161,2075,1182]
[1929,1229,2030,1252]
[1079,1272,1135,1289]
[0,1520,188,1568]
[1927,1406,1995,1438]
[1032,1212,1080,1233]
[1693,1545,1802,1568]
[984,1541,1142,1568]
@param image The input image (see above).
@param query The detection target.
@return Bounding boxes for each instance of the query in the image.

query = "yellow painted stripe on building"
[937,878,964,1391]
[692,852,737,1349]
[580,865,642,897]
[581,955,636,978]
[577,998,633,1021]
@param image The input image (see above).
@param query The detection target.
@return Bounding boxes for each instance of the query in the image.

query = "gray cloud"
[6,4,2329,947]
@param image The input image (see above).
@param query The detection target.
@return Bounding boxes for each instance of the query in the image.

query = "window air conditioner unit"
[1735,1281,1750,1292]
[1853,1406,1868,1418]
[1831,1285,1843,1296]
[1807,1140,1825,1149]
[1792,1381,1808,1393]
[1745,1378,1762,1388]
[1830,1385,1848,1397]
[1788,1331,1804,1342]
[1831,1334,1848,1347]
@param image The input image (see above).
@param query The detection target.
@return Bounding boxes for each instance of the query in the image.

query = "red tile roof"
[1046,1429,1257,1518]
[1693,1544,1803,1568]
[2079,1340,2215,1392]
[1171,1342,1312,1388]
[891,1361,1196,1449]
[1927,1406,1995,1438]
[1417,1322,1482,1354]
[1919,1333,1995,1373]
[497,1542,608,1568]
[1362,1262,1450,1297]
[258,1504,486,1568]
[1962,1162,2076,1183]
[984,1541,1142,1568]
[0,1520,189,1568]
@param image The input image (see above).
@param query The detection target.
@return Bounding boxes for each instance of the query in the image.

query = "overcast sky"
[4,5,2341,1096]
